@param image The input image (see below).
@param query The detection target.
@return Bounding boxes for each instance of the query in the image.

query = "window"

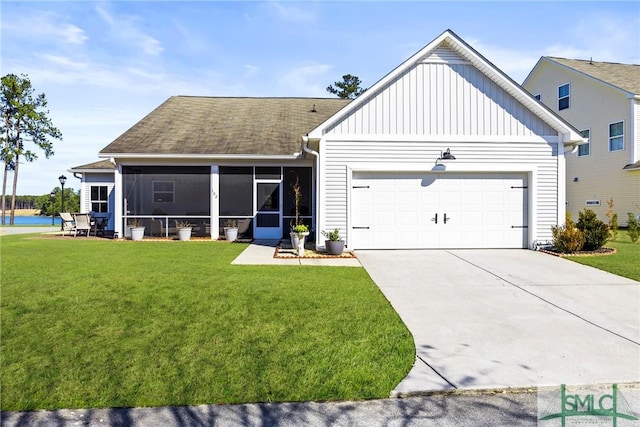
[609,121,624,151]
[153,181,174,203]
[558,83,570,110]
[534,93,541,101]
[90,185,108,212]
[578,129,590,157]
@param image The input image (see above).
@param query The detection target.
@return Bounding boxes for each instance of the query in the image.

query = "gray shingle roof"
[547,57,640,95]
[69,159,115,171]
[99,96,351,156]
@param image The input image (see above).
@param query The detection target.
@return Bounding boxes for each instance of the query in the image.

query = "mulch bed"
[274,243,356,259]
[539,247,617,257]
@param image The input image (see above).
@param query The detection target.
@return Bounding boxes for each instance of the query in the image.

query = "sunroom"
[119,165,313,240]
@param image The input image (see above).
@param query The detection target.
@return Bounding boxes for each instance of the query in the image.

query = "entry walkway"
[357,249,640,396]
[231,239,362,267]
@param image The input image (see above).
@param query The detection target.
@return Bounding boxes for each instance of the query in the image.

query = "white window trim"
[578,128,590,157]
[90,185,109,212]
[608,120,625,152]
[558,82,570,110]
[152,180,175,203]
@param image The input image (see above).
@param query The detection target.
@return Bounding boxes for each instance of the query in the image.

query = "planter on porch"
[178,227,192,241]
[130,226,145,241]
[224,227,239,242]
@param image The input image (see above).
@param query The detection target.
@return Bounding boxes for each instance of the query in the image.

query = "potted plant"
[176,220,192,241]
[224,219,239,242]
[128,219,145,241]
[291,223,309,256]
[322,228,344,255]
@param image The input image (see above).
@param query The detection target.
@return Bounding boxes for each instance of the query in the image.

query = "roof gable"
[100,97,351,157]
[309,29,583,145]
[536,57,640,96]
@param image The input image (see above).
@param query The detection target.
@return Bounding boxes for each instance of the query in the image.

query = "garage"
[350,172,528,249]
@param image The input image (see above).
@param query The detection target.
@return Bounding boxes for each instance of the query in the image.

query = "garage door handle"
[444,213,449,224]
[431,213,438,224]
[353,226,370,229]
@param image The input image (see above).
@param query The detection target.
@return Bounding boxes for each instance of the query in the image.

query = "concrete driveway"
[357,249,640,396]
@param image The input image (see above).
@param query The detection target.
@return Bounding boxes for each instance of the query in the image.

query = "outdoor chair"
[60,212,76,236]
[150,218,164,237]
[72,213,92,237]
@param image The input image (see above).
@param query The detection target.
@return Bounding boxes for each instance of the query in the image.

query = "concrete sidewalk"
[0,226,60,236]
[231,239,362,267]
[357,249,640,397]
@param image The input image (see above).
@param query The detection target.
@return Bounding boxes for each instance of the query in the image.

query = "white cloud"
[244,64,260,77]
[1,12,88,45]
[267,1,317,23]
[95,4,164,56]
[278,62,332,97]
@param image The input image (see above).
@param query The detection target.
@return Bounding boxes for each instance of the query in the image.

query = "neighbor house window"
[90,185,108,213]
[578,129,590,157]
[558,83,570,110]
[609,121,624,151]
[153,181,174,203]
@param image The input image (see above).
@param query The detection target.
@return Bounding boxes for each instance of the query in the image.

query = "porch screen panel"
[122,166,210,215]
[219,167,253,216]
[283,167,312,217]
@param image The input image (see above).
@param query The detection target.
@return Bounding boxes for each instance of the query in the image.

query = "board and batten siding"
[325,47,556,137]
[321,140,559,247]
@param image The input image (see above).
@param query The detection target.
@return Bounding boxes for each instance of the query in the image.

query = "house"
[70,29,584,249]
[523,57,640,225]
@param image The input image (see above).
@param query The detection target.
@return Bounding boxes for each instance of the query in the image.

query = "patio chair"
[60,212,76,236]
[72,213,92,237]
[150,218,164,237]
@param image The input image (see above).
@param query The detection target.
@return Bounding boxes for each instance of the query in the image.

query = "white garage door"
[351,172,528,249]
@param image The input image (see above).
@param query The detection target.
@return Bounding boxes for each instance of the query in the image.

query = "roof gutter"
[301,135,321,250]
[98,153,301,160]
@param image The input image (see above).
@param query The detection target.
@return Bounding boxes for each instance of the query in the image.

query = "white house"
[523,57,640,225]
[70,29,584,249]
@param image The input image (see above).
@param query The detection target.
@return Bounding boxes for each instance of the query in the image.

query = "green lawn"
[565,233,640,281]
[0,234,414,411]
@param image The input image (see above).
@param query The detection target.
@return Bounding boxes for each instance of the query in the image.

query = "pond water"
[2,216,61,226]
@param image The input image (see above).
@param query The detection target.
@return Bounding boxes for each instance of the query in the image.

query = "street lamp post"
[58,175,67,231]
[50,191,55,225]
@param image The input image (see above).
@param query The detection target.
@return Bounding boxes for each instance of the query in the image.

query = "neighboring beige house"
[523,57,640,226]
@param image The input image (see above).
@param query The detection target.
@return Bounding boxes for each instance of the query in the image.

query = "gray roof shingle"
[100,96,351,156]
[547,57,640,95]
[69,159,115,171]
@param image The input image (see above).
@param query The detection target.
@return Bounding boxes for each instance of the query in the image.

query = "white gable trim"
[309,30,583,146]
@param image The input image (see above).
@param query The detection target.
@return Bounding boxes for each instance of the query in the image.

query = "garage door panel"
[351,172,527,249]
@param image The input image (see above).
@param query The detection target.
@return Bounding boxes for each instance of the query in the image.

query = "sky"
[1,1,639,196]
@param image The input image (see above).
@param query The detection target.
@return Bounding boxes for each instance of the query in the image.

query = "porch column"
[211,165,219,240]
[114,164,123,238]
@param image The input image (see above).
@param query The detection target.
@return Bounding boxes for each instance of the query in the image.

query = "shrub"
[610,213,619,241]
[576,209,609,251]
[628,213,639,243]
[551,214,585,253]
[606,198,618,241]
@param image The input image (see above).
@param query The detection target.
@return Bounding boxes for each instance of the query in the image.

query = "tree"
[1,73,62,225]
[326,74,367,99]
[36,187,80,217]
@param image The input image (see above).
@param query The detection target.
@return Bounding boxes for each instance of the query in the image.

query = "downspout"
[301,135,321,250]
